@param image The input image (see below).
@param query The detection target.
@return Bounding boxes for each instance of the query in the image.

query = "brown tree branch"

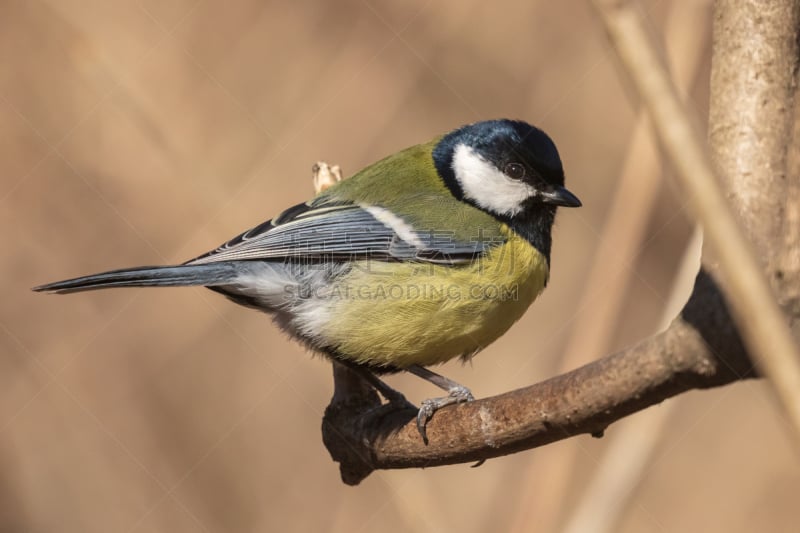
[321,0,800,485]
[593,0,800,444]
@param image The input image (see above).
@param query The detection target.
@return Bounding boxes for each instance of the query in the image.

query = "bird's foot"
[416,385,475,444]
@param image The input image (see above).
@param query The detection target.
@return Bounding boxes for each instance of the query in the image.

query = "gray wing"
[185,201,501,266]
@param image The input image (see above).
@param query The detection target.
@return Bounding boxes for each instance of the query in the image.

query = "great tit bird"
[34,119,581,441]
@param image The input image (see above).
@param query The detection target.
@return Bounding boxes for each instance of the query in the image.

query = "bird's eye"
[504,163,526,180]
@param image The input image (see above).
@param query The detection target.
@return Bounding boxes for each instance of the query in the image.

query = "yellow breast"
[318,227,549,368]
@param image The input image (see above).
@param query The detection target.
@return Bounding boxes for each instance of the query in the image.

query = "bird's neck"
[506,208,555,265]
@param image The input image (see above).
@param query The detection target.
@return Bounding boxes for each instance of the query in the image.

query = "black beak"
[538,185,582,208]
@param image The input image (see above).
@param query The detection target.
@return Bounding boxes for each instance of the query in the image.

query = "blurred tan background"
[2,1,799,532]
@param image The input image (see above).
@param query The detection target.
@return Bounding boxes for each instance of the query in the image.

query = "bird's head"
[432,119,581,220]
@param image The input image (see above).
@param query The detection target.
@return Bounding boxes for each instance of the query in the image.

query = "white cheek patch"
[451,144,535,216]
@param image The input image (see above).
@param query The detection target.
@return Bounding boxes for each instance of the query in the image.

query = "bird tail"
[32,263,240,294]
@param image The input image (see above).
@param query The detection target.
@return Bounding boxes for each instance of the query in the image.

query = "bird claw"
[415,385,475,443]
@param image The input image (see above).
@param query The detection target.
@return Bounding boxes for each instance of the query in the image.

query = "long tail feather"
[32,263,240,294]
